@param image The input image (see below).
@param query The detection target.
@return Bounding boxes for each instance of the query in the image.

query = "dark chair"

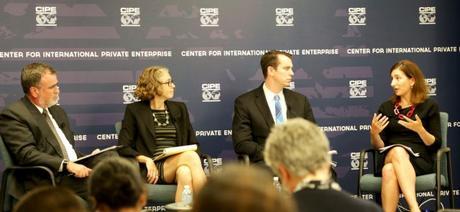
[358,112,454,211]
[115,121,213,204]
[0,135,56,212]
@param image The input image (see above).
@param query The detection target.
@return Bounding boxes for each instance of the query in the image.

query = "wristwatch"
[62,159,69,171]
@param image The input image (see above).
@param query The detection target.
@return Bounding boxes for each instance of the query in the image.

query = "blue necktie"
[274,95,284,124]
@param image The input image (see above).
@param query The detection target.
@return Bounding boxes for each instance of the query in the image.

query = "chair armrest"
[357,148,375,196]
[358,149,375,177]
[435,147,451,185]
[434,146,453,208]
[3,165,56,186]
[0,165,56,211]
[436,147,450,168]
[237,154,250,165]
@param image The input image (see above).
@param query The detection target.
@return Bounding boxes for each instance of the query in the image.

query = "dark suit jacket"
[117,100,198,158]
[294,188,382,212]
[232,85,316,162]
[0,97,81,197]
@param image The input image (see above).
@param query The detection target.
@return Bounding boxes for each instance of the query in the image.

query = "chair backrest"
[0,135,14,168]
[0,135,17,211]
[115,121,122,135]
[439,112,448,177]
[439,112,448,148]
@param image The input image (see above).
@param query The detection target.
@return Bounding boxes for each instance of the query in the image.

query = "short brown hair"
[21,63,56,94]
[89,157,145,210]
[13,186,86,212]
[134,66,169,101]
[193,163,297,212]
[260,50,293,79]
[389,60,428,104]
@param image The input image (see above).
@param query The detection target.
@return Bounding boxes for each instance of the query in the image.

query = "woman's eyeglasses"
[159,80,174,87]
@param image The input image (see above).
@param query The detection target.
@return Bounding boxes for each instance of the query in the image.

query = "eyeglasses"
[35,83,59,90]
[159,80,174,87]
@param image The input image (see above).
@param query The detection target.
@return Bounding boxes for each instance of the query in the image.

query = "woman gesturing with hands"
[370,113,389,149]
[369,60,441,212]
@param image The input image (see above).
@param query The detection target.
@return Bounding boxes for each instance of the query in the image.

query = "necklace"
[152,109,169,127]
[393,101,415,120]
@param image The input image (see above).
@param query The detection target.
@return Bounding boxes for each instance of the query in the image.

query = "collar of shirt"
[33,104,46,114]
[33,103,78,161]
[294,177,342,193]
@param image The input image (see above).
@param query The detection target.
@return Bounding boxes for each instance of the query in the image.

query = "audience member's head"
[88,157,147,212]
[13,186,86,212]
[192,163,297,212]
[264,118,332,192]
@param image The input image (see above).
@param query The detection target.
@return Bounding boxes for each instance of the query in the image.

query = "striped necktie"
[274,95,284,124]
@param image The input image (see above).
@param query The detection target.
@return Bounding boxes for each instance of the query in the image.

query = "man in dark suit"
[0,63,113,200]
[264,118,381,212]
[232,50,316,164]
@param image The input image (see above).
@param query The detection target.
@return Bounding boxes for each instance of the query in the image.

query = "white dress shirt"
[35,105,78,161]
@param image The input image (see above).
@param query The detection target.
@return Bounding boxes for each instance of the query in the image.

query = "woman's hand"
[370,113,389,135]
[398,114,423,133]
[145,158,159,184]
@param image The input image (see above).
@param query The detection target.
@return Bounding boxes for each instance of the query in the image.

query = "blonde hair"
[134,66,169,100]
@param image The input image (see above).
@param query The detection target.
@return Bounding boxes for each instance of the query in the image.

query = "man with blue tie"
[232,50,316,165]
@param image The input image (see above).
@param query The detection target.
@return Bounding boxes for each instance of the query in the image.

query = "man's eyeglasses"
[35,83,59,90]
[159,80,174,87]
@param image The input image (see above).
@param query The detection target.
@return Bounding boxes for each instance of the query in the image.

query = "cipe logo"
[122,84,139,104]
[348,7,366,26]
[120,7,141,27]
[200,8,219,27]
[202,83,221,102]
[349,80,367,98]
[275,8,294,26]
[425,78,437,96]
[35,6,57,26]
[419,7,436,25]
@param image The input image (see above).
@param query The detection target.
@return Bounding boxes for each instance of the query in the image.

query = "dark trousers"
[43,151,118,201]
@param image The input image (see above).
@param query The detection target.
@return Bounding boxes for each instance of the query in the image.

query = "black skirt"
[374,146,434,176]
[139,158,175,184]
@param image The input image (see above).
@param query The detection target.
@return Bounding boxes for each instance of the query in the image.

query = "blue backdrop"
[1,0,459,210]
